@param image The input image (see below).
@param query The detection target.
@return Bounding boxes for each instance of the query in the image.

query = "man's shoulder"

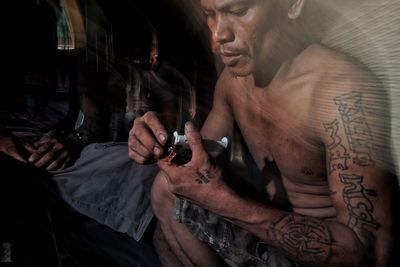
[297,43,362,73]
[295,44,380,94]
[301,43,341,59]
[293,43,387,128]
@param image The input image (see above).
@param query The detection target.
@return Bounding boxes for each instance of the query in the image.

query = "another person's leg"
[49,143,163,266]
[151,172,222,267]
[0,152,162,267]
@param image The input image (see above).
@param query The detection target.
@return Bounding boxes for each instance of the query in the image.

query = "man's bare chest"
[231,95,327,185]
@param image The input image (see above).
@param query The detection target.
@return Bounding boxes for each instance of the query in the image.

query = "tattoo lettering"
[323,119,350,173]
[195,168,212,184]
[334,92,374,166]
[366,189,377,197]
[301,167,314,176]
[267,214,331,265]
[340,174,380,230]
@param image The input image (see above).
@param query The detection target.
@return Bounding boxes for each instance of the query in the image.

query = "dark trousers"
[0,152,161,267]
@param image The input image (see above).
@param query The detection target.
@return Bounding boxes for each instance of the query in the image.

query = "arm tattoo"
[340,173,380,231]
[340,173,380,260]
[195,168,212,184]
[334,92,374,166]
[267,214,331,265]
[323,119,350,173]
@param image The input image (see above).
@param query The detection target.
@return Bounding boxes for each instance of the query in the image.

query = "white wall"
[319,0,400,179]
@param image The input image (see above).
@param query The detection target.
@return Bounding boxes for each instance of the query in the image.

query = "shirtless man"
[128,0,398,266]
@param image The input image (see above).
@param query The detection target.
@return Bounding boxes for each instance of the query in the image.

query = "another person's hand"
[157,122,226,206]
[0,135,29,163]
[128,111,169,164]
[25,136,72,171]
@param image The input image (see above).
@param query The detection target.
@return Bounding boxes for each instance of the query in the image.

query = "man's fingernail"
[159,134,166,143]
[185,122,195,132]
[28,157,34,162]
[153,147,161,156]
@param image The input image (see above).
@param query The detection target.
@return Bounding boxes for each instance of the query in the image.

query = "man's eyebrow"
[216,0,255,12]
[202,6,214,13]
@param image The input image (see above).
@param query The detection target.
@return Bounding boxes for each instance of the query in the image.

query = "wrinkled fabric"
[52,142,158,241]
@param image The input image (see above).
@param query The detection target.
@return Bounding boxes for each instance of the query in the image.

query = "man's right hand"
[0,135,29,163]
[128,111,169,164]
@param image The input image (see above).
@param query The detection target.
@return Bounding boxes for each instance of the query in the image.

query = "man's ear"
[287,0,305,20]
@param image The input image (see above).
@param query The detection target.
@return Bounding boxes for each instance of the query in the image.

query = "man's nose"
[214,15,233,44]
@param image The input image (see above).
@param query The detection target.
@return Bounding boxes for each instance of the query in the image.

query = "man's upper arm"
[201,69,234,140]
[317,71,397,264]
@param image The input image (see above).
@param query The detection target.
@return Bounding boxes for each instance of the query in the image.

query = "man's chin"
[227,65,253,77]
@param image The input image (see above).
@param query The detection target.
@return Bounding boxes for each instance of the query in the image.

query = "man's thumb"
[184,122,205,161]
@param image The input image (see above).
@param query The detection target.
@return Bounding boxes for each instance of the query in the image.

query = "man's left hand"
[157,122,226,206]
[25,136,72,171]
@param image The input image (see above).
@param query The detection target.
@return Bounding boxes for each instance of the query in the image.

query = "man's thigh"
[175,197,300,267]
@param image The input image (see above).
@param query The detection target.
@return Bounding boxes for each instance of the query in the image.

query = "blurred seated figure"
[51,23,195,242]
[51,0,216,256]
[0,1,115,266]
[0,0,170,266]
[0,1,90,172]
[1,0,216,265]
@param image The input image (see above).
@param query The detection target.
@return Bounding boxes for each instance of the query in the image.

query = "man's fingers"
[133,124,164,158]
[34,150,58,168]
[128,149,148,164]
[33,138,48,148]
[46,151,69,171]
[127,111,174,164]
[128,137,154,164]
[29,142,52,163]
[33,142,65,168]
[142,112,168,146]
[128,112,169,163]
[23,143,36,154]
[184,122,207,163]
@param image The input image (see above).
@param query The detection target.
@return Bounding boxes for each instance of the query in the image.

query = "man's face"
[201,0,285,77]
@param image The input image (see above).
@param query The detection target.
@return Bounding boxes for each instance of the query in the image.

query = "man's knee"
[151,171,175,219]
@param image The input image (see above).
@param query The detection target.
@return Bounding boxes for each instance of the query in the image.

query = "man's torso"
[224,45,358,219]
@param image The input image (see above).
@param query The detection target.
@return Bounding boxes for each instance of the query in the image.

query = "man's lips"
[219,50,242,66]
[220,54,241,66]
[219,50,240,56]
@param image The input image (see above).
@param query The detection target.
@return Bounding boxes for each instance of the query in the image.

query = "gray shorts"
[52,142,158,241]
[175,198,300,267]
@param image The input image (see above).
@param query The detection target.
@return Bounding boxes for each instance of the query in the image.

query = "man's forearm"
[205,188,367,267]
[264,213,366,267]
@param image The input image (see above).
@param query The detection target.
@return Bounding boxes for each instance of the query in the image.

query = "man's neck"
[253,40,308,88]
